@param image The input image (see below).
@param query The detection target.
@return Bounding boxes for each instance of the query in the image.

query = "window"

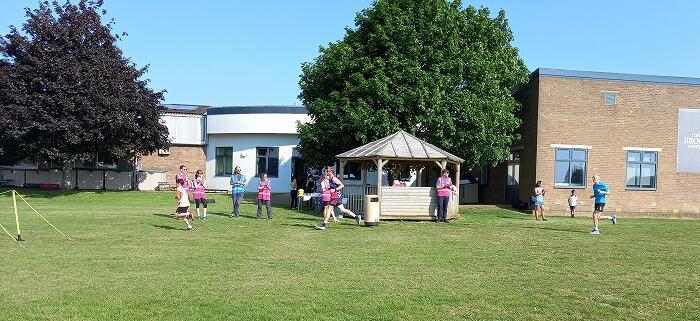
[257,147,279,177]
[626,151,657,189]
[215,147,233,176]
[555,148,587,187]
[604,91,617,105]
[343,162,361,180]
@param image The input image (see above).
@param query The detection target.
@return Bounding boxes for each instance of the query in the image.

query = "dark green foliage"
[298,0,528,168]
[0,0,169,166]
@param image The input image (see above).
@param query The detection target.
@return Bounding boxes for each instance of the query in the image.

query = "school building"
[138,105,311,193]
[483,68,700,218]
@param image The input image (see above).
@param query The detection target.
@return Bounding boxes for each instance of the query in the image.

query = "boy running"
[590,175,617,235]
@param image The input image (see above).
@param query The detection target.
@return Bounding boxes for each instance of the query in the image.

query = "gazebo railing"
[342,185,377,214]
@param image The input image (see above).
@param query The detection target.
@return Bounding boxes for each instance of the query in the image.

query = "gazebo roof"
[336,130,464,163]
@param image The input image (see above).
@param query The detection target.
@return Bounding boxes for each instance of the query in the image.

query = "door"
[505,153,520,206]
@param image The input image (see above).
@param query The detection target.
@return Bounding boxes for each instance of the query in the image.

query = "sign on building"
[677,108,700,173]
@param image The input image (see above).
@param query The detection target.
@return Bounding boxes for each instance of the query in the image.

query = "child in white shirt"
[568,189,577,218]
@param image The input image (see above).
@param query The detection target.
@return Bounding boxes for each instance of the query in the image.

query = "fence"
[0,167,142,191]
[343,185,378,214]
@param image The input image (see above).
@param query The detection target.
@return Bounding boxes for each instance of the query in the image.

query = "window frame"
[553,148,588,189]
[604,91,618,105]
[256,147,279,178]
[625,150,658,190]
[215,147,233,177]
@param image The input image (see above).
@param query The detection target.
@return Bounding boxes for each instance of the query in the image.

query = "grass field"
[0,189,698,321]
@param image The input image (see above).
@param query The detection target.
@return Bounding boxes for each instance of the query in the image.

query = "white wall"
[207,113,310,134]
[206,133,300,193]
[162,113,205,145]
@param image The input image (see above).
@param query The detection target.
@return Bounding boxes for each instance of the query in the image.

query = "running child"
[568,189,577,218]
[257,172,272,219]
[175,178,193,231]
[590,175,617,235]
[192,170,208,220]
[316,167,361,230]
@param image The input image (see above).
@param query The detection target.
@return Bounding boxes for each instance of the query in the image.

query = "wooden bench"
[157,182,171,191]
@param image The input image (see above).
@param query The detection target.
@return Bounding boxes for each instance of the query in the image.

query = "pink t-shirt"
[192,178,206,200]
[258,178,271,201]
[176,172,189,188]
[436,177,452,197]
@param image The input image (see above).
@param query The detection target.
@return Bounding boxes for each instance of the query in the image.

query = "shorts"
[534,200,544,207]
[195,198,207,208]
[569,206,576,210]
[176,206,189,214]
[330,197,341,207]
[594,203,605,212]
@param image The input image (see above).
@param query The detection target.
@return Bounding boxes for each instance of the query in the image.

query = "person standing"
[305,175,316,209]
[174,178,193,231]
[192,170,208,220]
[590,175,617,235]
[290,177,298,209]
[568,189,577,218]
[435,169,453,223]
[533,181,546,221]
[257,172,272,219]
[175,165,189,189]
[229,166,247,218]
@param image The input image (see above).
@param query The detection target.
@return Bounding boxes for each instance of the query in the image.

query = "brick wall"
[139,145,207,184]
[534,76,700,218]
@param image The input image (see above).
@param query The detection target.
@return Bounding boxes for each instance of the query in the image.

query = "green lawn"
[0,189,698,321]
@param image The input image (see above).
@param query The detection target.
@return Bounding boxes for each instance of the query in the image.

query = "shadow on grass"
[152,213,174,219]
[287,216,321,222]
[151,224,186,231]
[521,225,587,234]
[282,223,320,230]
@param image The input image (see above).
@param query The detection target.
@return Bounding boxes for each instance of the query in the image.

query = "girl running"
[257,172,272,219]
[175,178,193,231]
[192,170,208,220]
[316,167,360,230]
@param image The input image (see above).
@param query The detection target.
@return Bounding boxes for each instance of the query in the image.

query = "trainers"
[610,214,617,225]
[590,228,600,235]
[315,223,326,230]
[187,225,193,231]
[355,215,361,225]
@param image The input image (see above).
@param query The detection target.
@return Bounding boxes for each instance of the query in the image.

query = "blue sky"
[1,1,699,106]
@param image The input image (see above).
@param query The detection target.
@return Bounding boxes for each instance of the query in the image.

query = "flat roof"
[207,106,307,115]
[534,68,700,86]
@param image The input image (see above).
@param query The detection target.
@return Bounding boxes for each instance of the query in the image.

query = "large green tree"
[0,0,168,167]
[298,0,528,168]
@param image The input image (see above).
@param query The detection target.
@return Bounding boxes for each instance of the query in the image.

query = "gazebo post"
[339,159,346,181]
[455,162,461,211]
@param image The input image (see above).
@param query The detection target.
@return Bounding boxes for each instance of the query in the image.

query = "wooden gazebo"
[336,130,464,220]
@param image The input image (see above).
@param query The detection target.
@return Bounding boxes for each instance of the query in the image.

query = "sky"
[1,0,699,106]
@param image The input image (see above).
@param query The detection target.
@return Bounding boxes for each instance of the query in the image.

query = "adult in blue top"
[590,175,617,235]
[230,166,247,218]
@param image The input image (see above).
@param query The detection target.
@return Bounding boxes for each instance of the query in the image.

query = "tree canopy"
[297,0,529,168]
[0,0,169,166]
